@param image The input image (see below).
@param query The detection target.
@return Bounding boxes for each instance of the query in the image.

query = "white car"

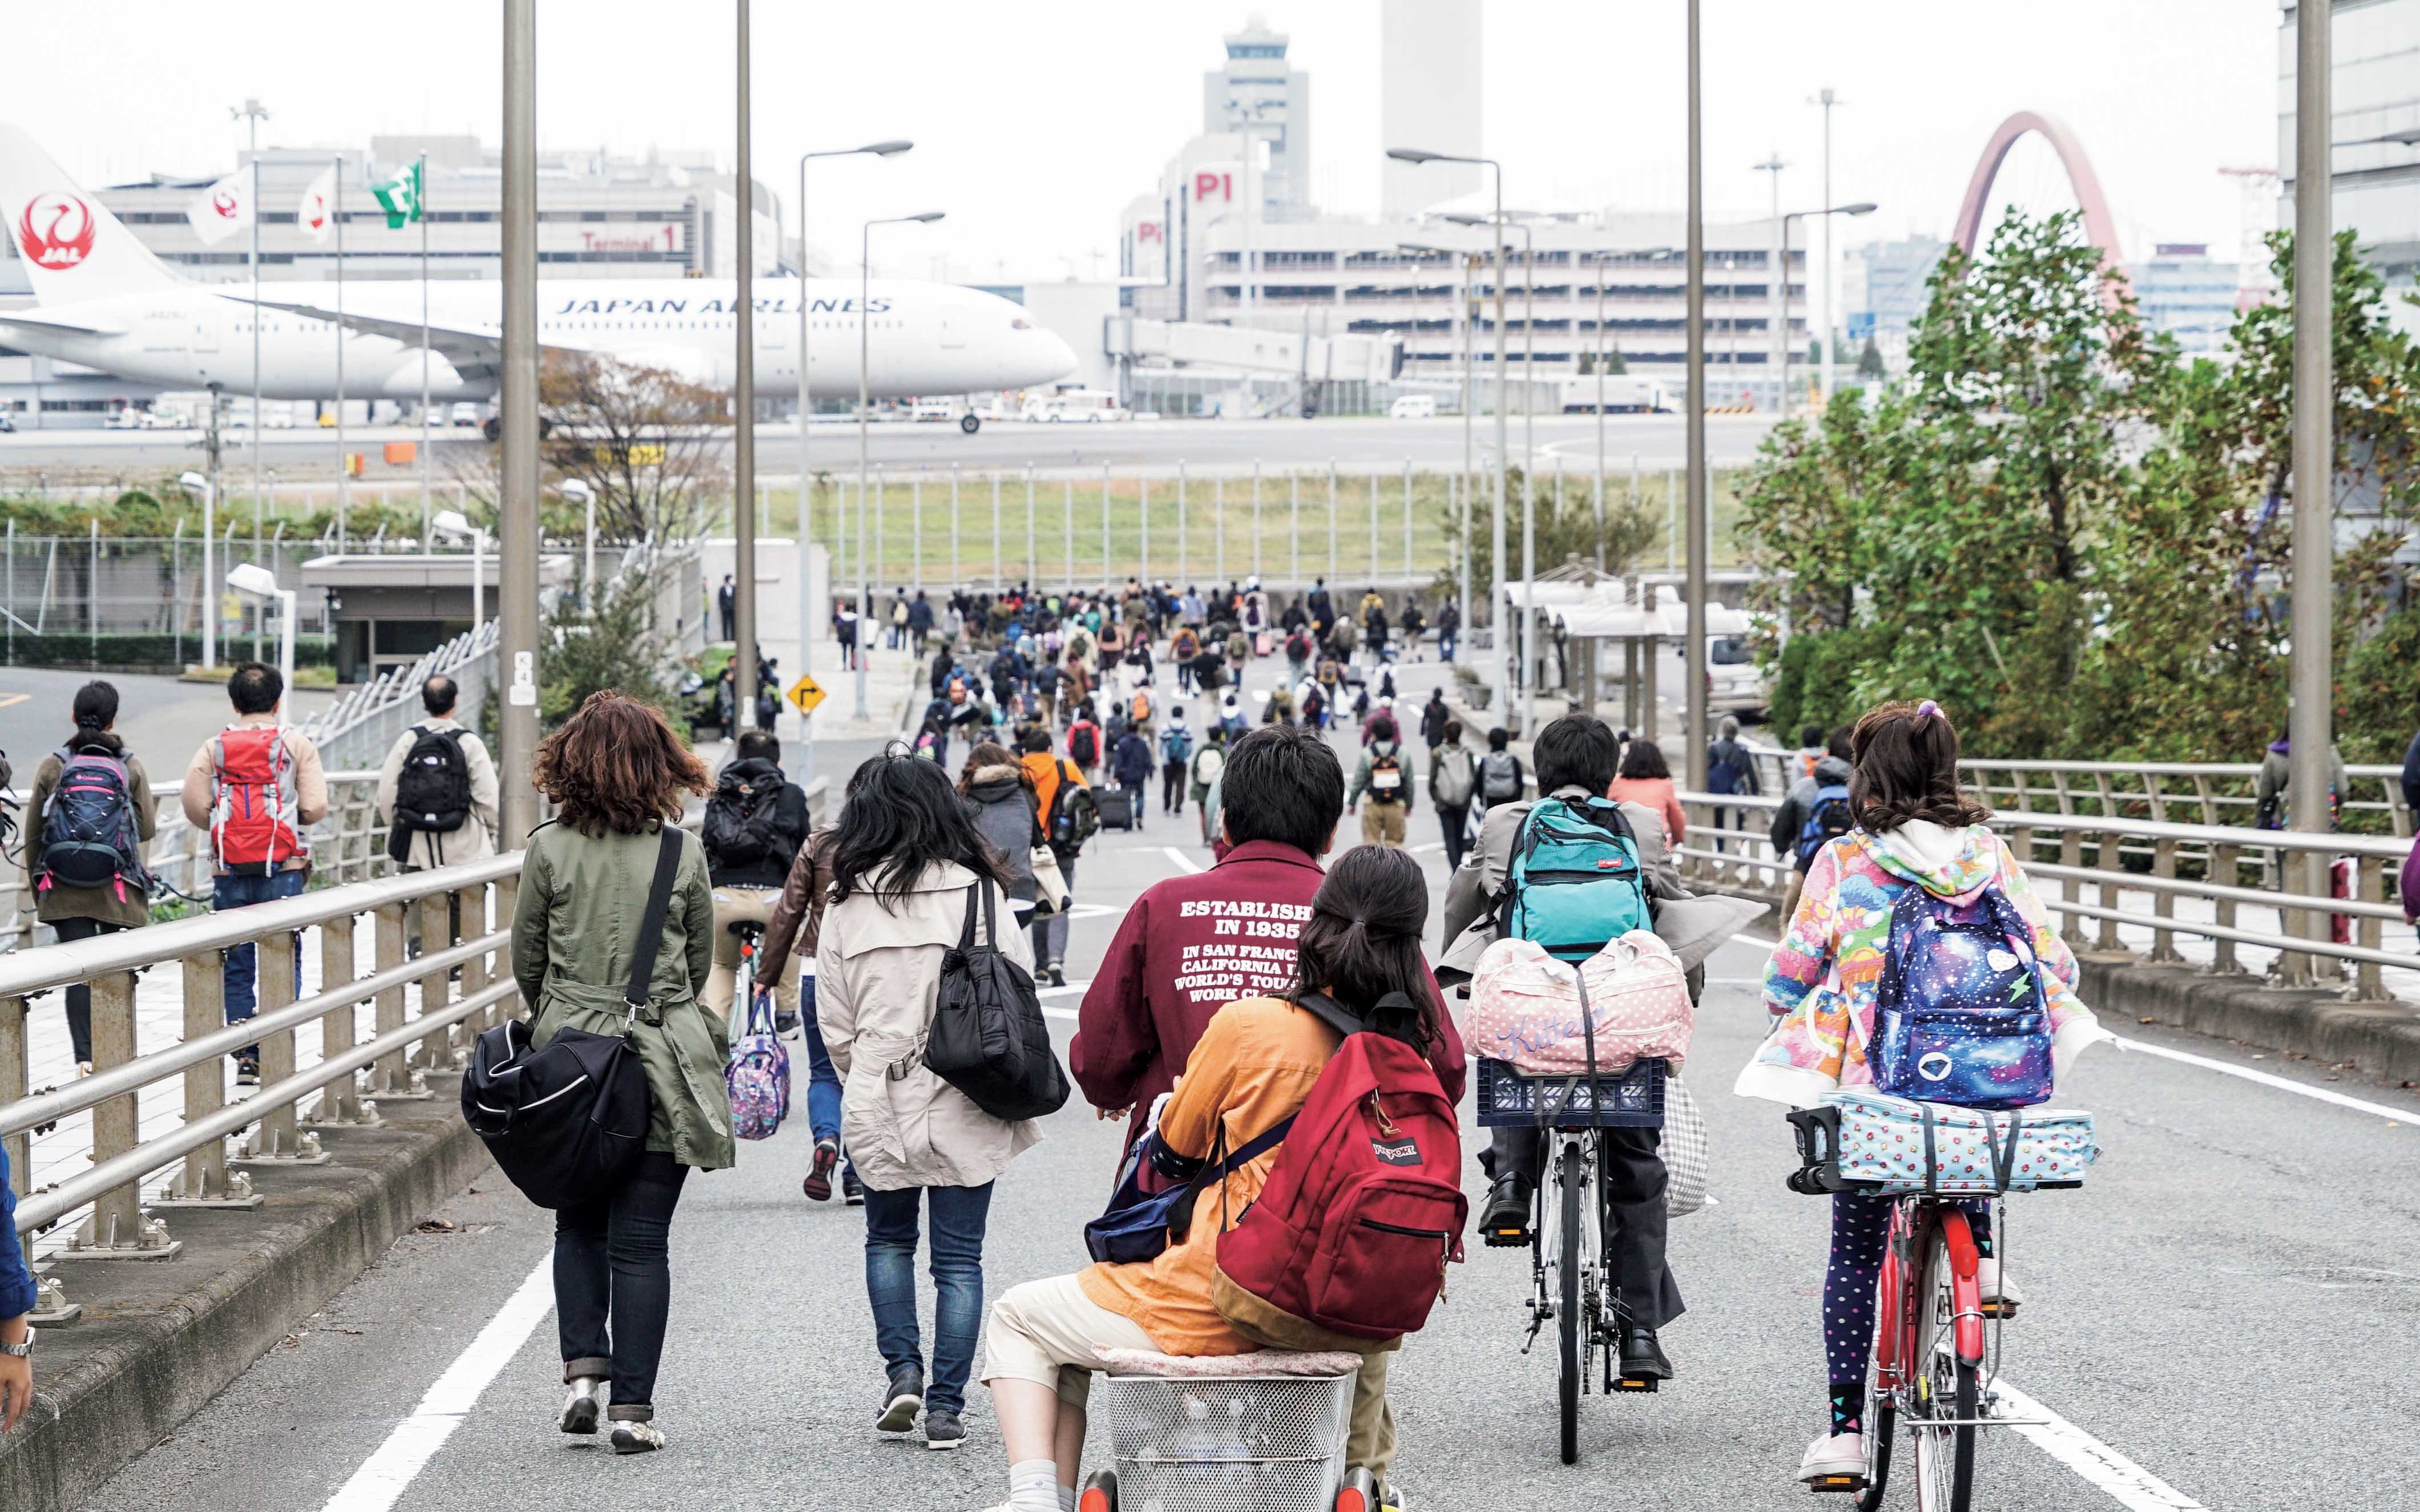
[1389,394,1438,420]
[104,407,146,429]
[450,402,485,428]
[1707,633,1767,716]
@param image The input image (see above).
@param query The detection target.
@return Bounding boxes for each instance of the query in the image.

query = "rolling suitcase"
[1096,786,1137,831]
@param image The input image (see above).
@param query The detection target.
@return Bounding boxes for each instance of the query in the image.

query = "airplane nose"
[1036,329,1078,381]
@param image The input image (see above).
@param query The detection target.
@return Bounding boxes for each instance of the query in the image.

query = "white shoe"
[608,1418,664,1454]
[558,1376,605,1435]
[1977,1256,2026,1313]
[1798,1432,1868,1489]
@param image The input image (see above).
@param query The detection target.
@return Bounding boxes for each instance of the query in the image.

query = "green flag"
[370,161,422,230]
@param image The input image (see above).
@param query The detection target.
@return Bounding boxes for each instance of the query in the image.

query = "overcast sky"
[13,1,2281,280]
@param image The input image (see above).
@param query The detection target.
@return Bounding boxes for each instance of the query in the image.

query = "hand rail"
[1678,788,2414,1001]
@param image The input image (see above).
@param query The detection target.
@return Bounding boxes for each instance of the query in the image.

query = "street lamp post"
[1684,0,1708,791]
[1390,147,1508,722]
[856,211,945,721]
[2288,0,2334,971]
[797,141,912,740]
[178,471,217,669]
[1448,211,1537,734]
[1777,203,1879,418]
[499,0,539,844]
[225,563,294,708]
[1399,240,1477,642]
[433,509,486,626]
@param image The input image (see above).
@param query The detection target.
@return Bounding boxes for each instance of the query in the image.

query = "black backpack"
[38,742,150,897]
[460,828,677,1209]
[922,883,1071,1122]
[701,765,790,868]
[393,726,472,834]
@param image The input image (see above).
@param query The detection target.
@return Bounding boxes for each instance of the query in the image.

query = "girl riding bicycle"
[1732,700,2108,1489]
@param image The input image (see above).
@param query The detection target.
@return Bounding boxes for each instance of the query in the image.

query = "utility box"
[384,440,416,466]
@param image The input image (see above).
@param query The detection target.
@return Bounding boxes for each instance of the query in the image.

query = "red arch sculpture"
[1951,111,2125,302]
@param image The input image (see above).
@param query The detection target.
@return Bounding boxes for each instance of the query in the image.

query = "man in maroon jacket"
[1072,723,1466,1149]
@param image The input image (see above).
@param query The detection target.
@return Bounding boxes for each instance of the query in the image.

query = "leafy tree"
[1435,466,1663,616]
[1856,337,1885,379]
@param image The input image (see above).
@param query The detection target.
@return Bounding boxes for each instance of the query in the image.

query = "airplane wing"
[244,296,512,385]
[0,309,126,337]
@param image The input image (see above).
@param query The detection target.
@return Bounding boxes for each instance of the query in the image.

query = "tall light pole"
[1813,88,1845,407]
[499,0,541,844]
[856,211,945,720]
[1391,147,1507,722]
[797,141,913,736]
[2288,0,2334,953]
[1779,203,1878,419]
[733,0,759,726]
[1684,0,1709,790]
[1449,211,1536,734]
[178,472,217,669]
[1755,153,1788,414]
[233,98,267,650]
[1401,240,1477,641]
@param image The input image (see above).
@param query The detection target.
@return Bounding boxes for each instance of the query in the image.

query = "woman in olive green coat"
[510,692,727,1456]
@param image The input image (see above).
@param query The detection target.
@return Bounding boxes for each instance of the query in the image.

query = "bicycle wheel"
[1854,1378,1897,1512]
[1558,1141,1583,1466]
[1911,1227,1977,1512]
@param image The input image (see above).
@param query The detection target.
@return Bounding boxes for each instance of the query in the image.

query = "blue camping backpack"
[1796,783,1854,868]
[1498,795,1652,963]
[1870,883,2054,1109]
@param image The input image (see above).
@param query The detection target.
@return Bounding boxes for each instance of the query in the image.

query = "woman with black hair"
[982,845,1446,1510]
[817,752,1041,1454]
[20,680,156,1072]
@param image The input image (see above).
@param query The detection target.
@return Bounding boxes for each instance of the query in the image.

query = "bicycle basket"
[1474,1056,1665,1129]
[1096,1367,1356,1512]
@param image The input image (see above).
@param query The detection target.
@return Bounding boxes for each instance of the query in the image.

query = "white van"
[1389,394,1438,420]
[1023,389,1129,423]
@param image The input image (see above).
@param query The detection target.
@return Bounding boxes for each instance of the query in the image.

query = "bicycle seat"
[727,921,766,939]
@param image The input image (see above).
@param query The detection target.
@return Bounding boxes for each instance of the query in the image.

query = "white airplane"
[0,124,1076,432]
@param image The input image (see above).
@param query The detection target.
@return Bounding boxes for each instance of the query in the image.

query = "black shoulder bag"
[462,828,682,1209]
[923,882,1072,1122]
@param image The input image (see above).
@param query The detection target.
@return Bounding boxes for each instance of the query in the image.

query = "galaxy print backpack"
[1870,883,2053,1109]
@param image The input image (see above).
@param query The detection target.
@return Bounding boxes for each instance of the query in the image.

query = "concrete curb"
[1,1080,493,1512]
[1699,879,2420,1087]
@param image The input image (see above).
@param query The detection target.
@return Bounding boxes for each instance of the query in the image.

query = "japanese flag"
[187,170,252,246]
[297,163,338,244]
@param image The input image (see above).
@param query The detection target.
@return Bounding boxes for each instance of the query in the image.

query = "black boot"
[1619,1326,1673,1381]
[1479,1173,1534,1247]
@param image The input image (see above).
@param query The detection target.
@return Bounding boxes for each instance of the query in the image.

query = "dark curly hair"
[1848,699,1991,832]
[532,691,709,836]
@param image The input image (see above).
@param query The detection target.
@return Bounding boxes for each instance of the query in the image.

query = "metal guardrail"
[1739,747,2411,839]
[0,850,522,1323]
[1677,790,2415,1002]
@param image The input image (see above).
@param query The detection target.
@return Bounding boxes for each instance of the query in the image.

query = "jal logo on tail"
[18,192,96,270]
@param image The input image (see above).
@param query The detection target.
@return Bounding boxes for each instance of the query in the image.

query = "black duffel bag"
[922,882,1071,1122]
[461,828,681,1208]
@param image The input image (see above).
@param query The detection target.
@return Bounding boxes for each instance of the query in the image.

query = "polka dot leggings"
[1823,1193,1991,1434]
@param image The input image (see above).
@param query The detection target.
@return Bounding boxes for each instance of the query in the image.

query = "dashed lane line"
[319,1253,556,1512]
[1995,1382,2209,1511]
[1161,846,1204,875]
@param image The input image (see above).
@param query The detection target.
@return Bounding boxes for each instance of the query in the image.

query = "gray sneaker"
[876,1365,924,1434]
[922,1408,965,1451]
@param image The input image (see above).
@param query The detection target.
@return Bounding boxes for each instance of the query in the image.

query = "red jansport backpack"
[1214,993,1467,1343]
[210,726,304,875]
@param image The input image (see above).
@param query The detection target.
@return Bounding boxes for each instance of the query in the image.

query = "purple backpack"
[725,988,790,1141]
[1871,883,2054,1110]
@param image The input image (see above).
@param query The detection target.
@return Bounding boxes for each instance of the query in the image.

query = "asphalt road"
[0,666,338,785]
[65,650,2420,1512]
[0,413,1777,486]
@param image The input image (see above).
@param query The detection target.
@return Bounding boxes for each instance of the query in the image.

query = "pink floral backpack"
[725,988,790,1140]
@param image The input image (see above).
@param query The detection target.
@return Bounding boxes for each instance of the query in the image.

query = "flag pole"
[418,152,431,552]
[334,156,347,552]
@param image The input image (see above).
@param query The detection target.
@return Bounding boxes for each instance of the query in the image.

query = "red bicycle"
[1789,1114,2051,1512]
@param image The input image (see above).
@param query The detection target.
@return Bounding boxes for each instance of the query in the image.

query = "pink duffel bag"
[1463,931,1694,1076]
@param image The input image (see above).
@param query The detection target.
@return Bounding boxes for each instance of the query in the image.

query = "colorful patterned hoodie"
[1733,819,2108,1107]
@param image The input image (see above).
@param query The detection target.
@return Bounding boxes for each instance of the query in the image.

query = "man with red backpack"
[180,662,326,1084]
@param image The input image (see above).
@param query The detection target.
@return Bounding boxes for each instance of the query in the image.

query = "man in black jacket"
[703,729,812,1033]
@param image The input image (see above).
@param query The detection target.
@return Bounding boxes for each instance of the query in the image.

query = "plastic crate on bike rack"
[1474,1056,1665,1129]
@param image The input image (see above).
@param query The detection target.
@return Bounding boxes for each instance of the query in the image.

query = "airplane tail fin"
[0,123,184,305]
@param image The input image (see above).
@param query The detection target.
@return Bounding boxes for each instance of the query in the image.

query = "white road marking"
[1724,932,2414,1125]
[1994,1381,2209,1511]
[2110,1034,2413,1125]
[1161,846,1204,874]
[320,1253,556,1512]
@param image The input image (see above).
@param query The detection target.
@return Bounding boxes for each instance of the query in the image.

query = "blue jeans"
[217,869,306,1038]
[797,976,843,1145]
[862,1182,995,1414]
[1438,628,1456,662]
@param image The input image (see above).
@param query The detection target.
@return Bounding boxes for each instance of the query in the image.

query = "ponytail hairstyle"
[1287,844,1442,1051]
[1848,699,1992,833]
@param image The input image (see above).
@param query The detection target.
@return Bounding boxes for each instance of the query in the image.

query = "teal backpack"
[1499,795,1652,962]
